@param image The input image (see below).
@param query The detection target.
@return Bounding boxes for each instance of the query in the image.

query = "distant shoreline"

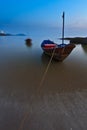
[0,33,26,36]
[60,37,87,44]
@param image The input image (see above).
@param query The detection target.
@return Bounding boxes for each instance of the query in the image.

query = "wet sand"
[0,37,87,130]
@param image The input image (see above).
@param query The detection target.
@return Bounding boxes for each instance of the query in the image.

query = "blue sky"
[0,0,87,33]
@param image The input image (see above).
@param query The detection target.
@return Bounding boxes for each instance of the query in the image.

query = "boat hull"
[41,41,75,61]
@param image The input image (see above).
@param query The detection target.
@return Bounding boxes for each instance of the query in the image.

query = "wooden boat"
[41,12,75,61]
[25,38,32,47]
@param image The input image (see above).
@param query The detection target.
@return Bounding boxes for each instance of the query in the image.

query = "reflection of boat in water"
[41,52,52,64]
[81,44,87,54]
[41,52,61,64]
[41,12,75,61]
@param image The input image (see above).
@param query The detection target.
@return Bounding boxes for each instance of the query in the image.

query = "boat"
[25,38,32,47]
[41,12,75,61]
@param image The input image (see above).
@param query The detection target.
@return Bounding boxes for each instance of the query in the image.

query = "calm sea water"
[0,29,87,130]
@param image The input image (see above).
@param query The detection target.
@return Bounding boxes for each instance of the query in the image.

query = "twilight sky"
[0,0,87,31]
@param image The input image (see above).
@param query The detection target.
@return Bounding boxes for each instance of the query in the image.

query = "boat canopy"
[41,40,54,47]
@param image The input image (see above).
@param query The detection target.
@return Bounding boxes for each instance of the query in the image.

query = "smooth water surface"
[0,36,87,130]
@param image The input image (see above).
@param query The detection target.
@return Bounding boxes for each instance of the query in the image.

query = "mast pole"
[62,12,65,44]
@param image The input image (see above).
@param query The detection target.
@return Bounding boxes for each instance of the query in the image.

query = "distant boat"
[41,12,75,61]
[25,38,32,47]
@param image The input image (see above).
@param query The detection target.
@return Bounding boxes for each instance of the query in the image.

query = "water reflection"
[81,44,87,54]
[41,52,51,64]
[41,52,61,65]
[0,38,87,94]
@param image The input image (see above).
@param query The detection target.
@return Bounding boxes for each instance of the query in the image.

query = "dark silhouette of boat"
[41,12,75,61]
[25,38,32,47]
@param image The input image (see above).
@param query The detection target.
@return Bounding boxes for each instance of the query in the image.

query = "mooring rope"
[39,47,56,88]
[18,112,28,130]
